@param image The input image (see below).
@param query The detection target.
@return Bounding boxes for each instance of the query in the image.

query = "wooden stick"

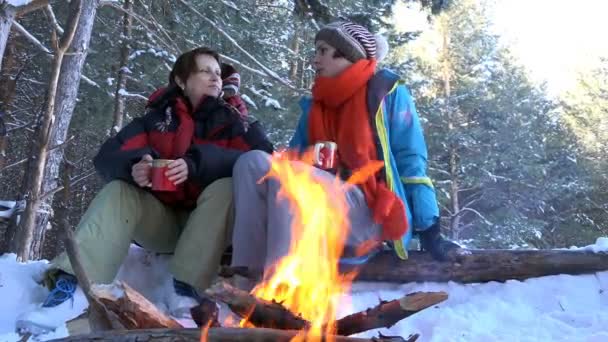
[58,160,119,331]
[51,327,412,341]
[336,292,448,336]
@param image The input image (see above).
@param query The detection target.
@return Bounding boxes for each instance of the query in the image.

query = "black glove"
[419,222,462,261]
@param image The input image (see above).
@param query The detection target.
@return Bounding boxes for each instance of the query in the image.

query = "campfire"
[59,150,449,342]
[200,151,448,342]
[246,150,358,340]
[54,153,608,342]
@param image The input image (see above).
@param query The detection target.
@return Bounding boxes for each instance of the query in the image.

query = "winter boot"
[419,223,462,261]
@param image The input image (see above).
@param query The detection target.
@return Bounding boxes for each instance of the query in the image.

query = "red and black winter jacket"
[93,86,274,208]
[225,95,248,118]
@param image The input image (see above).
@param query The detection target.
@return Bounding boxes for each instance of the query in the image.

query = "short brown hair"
[332,49,346,59]
[169,47,221,85]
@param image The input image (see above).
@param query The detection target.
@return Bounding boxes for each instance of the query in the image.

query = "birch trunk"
[25,0,99,260]
[12,0,94,261]
[0,2,16,71]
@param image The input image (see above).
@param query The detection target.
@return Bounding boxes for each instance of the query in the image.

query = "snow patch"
[2,239,608,341]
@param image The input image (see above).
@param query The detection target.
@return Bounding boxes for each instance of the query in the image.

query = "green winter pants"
[52,178,233,292]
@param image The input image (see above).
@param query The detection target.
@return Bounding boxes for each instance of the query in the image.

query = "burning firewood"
[205,281,309,330]
[206,280,445,338]
[91,281,182,329]
[335,291,448,336]
[52,327,415,341]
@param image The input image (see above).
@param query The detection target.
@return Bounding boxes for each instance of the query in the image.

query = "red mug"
[313,141,338,171]
[150,159,177,191]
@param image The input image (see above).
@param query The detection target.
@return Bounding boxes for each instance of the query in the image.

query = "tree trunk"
[448,146,461,239]
[0,30,19,116]
[288,21,300,82]
[12,0,88,261]
[352,249,608,283]
[12,0,98,260]
[440,19,462,239]
[0,112,5,170]
[51,327,402,342]
[0,3,16,71]
[110,0,132,136]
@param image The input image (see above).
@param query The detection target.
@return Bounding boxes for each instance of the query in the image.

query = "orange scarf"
[308,59,408,240]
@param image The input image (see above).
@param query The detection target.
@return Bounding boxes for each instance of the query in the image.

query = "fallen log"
[50,327,414,341]
[336,291,448,336]
[91,281,182,329]
[205,281,309,330]
[352,249,608,283]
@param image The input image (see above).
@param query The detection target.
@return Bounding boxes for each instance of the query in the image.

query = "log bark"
[352,249,608,283]
[336,291,448,336]
[91,282,183,329]
[205,281,309,331]
[51,327,410,342]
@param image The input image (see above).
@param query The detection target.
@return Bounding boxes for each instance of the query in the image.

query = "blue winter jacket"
[289,69,439,260]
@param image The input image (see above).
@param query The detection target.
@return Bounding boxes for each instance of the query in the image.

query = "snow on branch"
[453,207,493,226]
[12,21,51,54]
[115,88,147,101]
[14,0,48,15]
[240,94,257,109]
[44,4,64,35]
[5,0,34,7]
[0,200,16,218]
[177,0,297,91]
[245,85,282,110]
[0,199,25,219]
[103,0,179,56]
[12,20,100,88]
[220,54,268,78]
[220,0,239,11]
[254,39,306,61]
[429,166,452,177]
[81,75,100,88]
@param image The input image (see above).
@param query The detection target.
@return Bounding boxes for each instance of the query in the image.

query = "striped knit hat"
[315,21,377,62]
[221,63,241,96]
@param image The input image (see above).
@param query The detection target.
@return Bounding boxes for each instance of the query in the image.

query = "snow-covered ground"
[1,239,608,342]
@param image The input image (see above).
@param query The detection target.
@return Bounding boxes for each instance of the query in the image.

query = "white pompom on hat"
[374,34,389,63]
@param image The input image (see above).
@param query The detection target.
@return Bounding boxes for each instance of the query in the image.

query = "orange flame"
[199,319,212,342]
[246,150,381,341]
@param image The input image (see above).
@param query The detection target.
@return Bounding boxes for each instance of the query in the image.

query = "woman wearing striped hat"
[230,21,461,289]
